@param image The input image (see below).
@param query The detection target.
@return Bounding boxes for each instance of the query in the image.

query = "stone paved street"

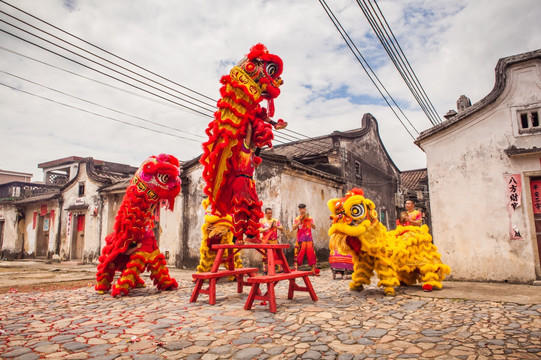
[0,266,540,360]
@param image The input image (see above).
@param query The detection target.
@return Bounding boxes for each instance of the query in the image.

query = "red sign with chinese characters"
[530,179,541,214]
[40,204,47,216]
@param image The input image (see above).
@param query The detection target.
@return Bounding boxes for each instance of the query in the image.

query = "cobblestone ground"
[0,269,540,360]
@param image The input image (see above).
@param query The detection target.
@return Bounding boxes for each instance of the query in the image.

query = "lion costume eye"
[157,173,169,185]
[350,204,365,219]
[266,62,277,77]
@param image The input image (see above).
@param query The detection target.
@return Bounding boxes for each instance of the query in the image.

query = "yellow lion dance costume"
[196,199,242,274]
[328,188,450,296]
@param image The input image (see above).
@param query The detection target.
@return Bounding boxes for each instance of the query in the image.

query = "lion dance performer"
[328,188,399,295]
[196,199,242,274]
[95,154,181,297]
[200,43,287,246]
[389,224,451,292]
[327,188,451,296]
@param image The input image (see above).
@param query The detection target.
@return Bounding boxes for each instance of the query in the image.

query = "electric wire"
[357,0,436,125]
[0,1,389,161]
[0,69,206,141]
[0,5,336,153]
[0,81,203,142]
[368,0,441,124]
[0,20,216,117]
[1,2,375,155]
[356,0,441,125]
[0,0,217,104]
[0,46,213,118]
[318,0,418,140]
[0,9,217,112]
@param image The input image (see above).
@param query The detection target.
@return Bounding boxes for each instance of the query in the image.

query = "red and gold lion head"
[131,154,181,210]
[236,43,283,101]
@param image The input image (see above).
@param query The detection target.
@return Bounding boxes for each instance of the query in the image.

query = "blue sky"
[1,0,540,181]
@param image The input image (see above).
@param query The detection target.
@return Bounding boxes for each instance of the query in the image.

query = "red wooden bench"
[190,267,259,305]
[244,270,318,313]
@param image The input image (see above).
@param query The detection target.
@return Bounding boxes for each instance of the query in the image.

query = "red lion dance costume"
[95,154,181,297]
[200,44,286,243]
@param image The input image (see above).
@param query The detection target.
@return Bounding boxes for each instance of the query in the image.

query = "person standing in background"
[405,199,422,226]
[292,203,319,275]
[260,208,284,273]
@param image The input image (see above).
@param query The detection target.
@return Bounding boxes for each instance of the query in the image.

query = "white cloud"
[1,0,540,182]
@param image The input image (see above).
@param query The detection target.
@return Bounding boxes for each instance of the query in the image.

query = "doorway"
[70,214,85,260]
[0,220,4,256]
[529,176,541,275]
[36,214,50,257]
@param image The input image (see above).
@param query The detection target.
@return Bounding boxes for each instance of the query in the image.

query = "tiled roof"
[400,169,427,191]
[267,115,374,159]
[266,134,333,158]
[99,178,131,193]
[14,190,61,205]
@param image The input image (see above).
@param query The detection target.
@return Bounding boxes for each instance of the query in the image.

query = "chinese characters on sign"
[504,174,523,240]
[506,174,522,210]
[530,179,541,214]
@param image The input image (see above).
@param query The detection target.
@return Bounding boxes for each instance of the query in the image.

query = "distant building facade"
[0,169,33,185]
[416,49,541,283]
[0,157,137,261]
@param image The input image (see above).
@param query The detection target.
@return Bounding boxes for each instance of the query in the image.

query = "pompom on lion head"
[327,188,378,238]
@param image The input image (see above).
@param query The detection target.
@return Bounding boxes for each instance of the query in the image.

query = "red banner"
[77,215,85,232]
[32,211,37,229]
[40,203,47,216]
[530,179,541,214]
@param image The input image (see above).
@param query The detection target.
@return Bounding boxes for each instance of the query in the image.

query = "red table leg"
[267,282,277,313]
[211,248,225,272]
[244,282,261,310]
[209,278,217,305]
[190,279,204,302]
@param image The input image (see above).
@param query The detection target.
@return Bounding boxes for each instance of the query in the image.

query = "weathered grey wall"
[0,204,19,259]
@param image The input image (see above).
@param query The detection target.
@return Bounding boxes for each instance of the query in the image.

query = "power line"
[0,2,338,151]
[0,9,217,112]
[0,19,216,117]
[0,1,360,156]
[0,19,321,150]
[0,81,203,142]
[356,0,441,125]
[0,46,212,118]
[0,0,217,104]
[0,69,206,141]
[318,0,418,140]
[0,27,215,119]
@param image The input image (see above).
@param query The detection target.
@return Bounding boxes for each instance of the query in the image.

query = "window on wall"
[355,161,362,179]
[518,109,541,134]
[78,182,85,196]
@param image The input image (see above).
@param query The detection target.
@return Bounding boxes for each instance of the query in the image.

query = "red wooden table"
[190,243,318,312]
[210,243,318,313]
